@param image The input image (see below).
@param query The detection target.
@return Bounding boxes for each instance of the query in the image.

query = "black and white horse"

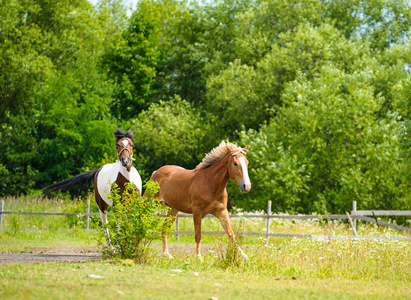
[44,129,142,238]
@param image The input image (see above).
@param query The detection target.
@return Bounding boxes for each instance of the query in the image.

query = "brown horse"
[44,129,142,240]
[150,141,251,259]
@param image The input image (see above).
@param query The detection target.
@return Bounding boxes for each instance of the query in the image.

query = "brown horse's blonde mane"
[196,141,245,170]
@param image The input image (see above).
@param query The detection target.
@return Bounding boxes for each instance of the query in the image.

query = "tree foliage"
[130,96,213,178]
[1,0,411,214]
[0,0,121,194]
[237,67,405,212]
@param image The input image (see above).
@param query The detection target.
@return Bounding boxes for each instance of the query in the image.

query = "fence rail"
[352,210,411,216]
[1,200,410,240]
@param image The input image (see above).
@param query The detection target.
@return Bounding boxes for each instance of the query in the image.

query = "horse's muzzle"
[240,182,251,193]
[121,157,130,168]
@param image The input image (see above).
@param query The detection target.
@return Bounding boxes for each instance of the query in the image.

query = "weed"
[8,213,22,236]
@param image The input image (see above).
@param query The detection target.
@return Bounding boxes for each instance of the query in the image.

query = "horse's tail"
[43,168,100,195]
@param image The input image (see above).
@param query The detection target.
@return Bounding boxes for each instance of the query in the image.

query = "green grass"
[1,196,411,299]
[1,261,410,299]
[1,229,411,299]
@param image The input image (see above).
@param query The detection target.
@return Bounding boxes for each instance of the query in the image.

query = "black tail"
[43,168,100,195]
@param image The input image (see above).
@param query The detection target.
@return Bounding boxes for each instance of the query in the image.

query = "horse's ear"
[243,144,250,154]
[114,129,126,141]
[125,130,134,140]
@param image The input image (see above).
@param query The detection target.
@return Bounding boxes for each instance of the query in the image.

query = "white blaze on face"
[122,139,129,147]
[238,157,251,187]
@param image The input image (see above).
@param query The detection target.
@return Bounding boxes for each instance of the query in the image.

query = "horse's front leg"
[193,212,203,259]
[94,184,112,246]
[215,209,248,259]
[163,207,179,259]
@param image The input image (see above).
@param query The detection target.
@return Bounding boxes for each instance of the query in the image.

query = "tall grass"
[0,196,101,251]
[0,195,102,232]
[1,196,410,242]
[174,211,410,245]
[243,237,410,281]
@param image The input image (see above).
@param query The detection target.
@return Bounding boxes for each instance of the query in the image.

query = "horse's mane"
[196,141,244,170]
[114,129,134,142]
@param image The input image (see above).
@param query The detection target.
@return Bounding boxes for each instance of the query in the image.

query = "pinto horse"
[44,129,142,239]
[150,141,251,259]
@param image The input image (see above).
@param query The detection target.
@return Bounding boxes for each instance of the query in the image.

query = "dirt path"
[0,244,216,264]
[0,247,101,264]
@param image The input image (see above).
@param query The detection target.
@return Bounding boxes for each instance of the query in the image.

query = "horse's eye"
[116,144,119,148]
[233,162,238,167]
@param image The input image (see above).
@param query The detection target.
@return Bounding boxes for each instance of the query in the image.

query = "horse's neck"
[202,154,230,192]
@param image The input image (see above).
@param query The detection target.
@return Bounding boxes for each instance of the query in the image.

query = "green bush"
[101,181,174,263]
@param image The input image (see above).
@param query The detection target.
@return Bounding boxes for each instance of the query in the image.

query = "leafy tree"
[321,0,411,51]
[206,24,373,139]
[0,0,58,194]
[237,67,405,212]
[130,96,213,177]
[388,43,411,205]
[34,70,117,186]
[0,0,124,195]
[2,0,411,216]
[232,0,322,66]
[33,0,124,186]
[102,0,172,120]
[0,0,55,120]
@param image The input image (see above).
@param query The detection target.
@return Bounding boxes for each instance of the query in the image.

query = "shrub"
[101,181,173,263]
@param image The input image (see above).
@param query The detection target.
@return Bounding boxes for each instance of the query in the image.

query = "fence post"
[0,200,4,228]
[266,200,272,246]
[346,212,358,237]
[352,201,357,236]
[176,215,179,242]
[86,198,90,232]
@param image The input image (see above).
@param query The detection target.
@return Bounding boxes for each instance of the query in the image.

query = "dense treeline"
[1,0,411,214]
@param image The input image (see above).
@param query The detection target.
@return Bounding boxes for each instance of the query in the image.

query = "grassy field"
[1,196,411,299]
[1,260,410,299]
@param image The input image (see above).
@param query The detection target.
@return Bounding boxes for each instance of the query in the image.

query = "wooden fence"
[1,200,410,241]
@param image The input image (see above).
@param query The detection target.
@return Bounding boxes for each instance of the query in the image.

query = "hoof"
[196,254,203,261]
[163,251,174,259]
[239,248,248,260]
[107,243,115,251]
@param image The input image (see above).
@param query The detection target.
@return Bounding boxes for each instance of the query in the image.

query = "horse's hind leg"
[99,209,110,240]
[163,207,179,259]
[94,187,111,243]
[215,209,248,259]
[93,169,112,243]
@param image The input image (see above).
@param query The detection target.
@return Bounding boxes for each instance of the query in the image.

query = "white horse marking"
[238,157,251,187]
[122,139,129,147]
[97,161,142,206]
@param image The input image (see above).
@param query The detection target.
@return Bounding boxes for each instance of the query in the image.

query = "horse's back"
[151,165,190,181]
